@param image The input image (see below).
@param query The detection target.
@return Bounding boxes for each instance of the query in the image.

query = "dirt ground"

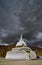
[0,59,42,65]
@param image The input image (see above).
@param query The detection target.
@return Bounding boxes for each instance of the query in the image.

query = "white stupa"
[5,34,37,60]
[16,34,26,47]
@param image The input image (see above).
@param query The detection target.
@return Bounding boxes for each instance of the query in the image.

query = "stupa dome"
[16,35,26,47]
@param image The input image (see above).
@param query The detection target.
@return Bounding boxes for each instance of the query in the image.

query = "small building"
[5,35,37,60]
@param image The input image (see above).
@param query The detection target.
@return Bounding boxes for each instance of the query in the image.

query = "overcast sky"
[0,0,42,43]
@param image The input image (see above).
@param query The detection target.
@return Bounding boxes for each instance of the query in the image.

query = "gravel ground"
[0,58,42,65]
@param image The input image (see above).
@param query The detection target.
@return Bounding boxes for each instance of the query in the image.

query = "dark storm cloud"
[0,0,23,35]
[0,0,42,40]
[19,0,42,38]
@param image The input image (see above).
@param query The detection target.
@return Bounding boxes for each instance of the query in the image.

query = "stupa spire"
[20,34,23,41]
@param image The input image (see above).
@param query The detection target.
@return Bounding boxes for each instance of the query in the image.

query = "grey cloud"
[0,0,24,34]
[36,32,42,39]
[0,0,42,43]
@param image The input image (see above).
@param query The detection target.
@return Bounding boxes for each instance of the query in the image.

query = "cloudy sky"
[0,0,42,44]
